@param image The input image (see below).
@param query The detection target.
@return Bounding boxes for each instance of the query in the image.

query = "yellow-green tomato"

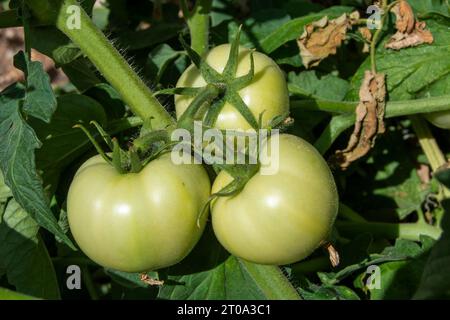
[175,44,290,130]
[210,134,339,265]
[424,111,450,129]
[67,153,211,272]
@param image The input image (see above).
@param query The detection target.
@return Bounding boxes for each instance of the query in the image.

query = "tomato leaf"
[29,26,82,67]
[13,51,57,123]
[30,94,107,193]
[0,199,60,299]
[347,19,450,101]
[157,226,300,300]
[0,58,75,249]
[288,71,349,101]
[408,0,450,18]
[147,44,184,83]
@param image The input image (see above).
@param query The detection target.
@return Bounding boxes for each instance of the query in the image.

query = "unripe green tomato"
[210,134,339,265]
[175,44,290,130]
[424,111,450,129]
[67,153,211,272]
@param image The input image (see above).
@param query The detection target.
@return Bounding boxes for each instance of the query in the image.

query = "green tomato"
[175,44,290,130]
[210,134,339,265]
[424,111,450,129]
[67,153,211,272]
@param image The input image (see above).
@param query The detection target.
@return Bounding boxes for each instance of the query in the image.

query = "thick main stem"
[27,0,175,129]
[291,95,450,116]
[182,0,212,56]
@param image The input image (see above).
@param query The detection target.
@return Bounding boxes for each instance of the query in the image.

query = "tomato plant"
[1,0,450,302]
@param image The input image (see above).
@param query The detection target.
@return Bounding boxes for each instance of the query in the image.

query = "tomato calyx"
[156,26,260,131]
[74,121,172,174]
[197,162,259,227]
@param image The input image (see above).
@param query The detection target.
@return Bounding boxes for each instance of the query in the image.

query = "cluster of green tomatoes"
[67,41,339,273]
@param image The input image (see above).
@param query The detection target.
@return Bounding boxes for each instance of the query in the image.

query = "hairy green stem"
[181,0,212,56]
[239,260,301,300]
[294,96,450,154]
[336,221,442,241]
[291,95,450,116]
[26,0,175,129]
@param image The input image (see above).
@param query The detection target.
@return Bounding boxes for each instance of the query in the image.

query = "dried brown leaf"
[359,27,372,53]
[385,1,434,50]
[297,14,351,69]
[392,0,415,34]
[333,71,386,169]
[385,21,434,50]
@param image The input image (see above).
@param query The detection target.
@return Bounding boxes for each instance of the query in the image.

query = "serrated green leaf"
[158,226,300,300]
[0,84,74,249]
[29,26,82,66]
[13,51,57,123]
[347,20,450,101]
[228,9,291,49]
[0,199,60,299]
[368,237,435,300]
[147,44,183,82]
[288,71,349,101]
[408,0,450,18]
[30,94,107,193]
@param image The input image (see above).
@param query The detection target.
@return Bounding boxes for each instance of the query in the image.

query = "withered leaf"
[393,0,415,34]
[297,14,351,69]
[385,21,434,50]
[333,70,386,169]
[385,1,434,50]
[358,27,372,53]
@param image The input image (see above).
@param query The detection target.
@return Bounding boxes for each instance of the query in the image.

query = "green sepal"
[179,34,221,83]
[225,92,259,129]
[222,25,242,78]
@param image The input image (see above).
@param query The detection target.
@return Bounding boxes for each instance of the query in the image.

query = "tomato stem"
[409,115,450,200]
[299,95,450,154]
[291,95,450,116]
[26,0,175,129]
[238,260,302,300]
[180,0,212,56]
